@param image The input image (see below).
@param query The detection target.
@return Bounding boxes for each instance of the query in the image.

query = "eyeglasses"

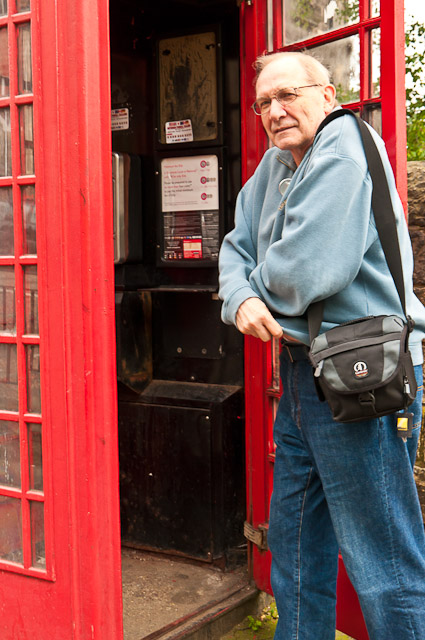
[252,85,322,116]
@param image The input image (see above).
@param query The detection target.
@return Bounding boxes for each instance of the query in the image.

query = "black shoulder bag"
[307,109,417,432]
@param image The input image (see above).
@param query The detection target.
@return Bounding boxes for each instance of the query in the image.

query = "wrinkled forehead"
[255,58,310,97]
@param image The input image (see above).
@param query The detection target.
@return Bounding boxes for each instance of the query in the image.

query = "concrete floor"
[121,547,251,640]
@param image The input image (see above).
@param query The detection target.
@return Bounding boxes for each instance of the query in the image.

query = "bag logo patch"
[353,361,369,378]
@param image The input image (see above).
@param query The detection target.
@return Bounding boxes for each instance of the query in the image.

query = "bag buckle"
[358,391,376,410]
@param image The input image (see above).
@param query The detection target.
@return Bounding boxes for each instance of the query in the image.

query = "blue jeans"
[268,356,425,640]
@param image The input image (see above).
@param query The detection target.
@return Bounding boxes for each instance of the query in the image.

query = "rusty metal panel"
[158,31,218,143]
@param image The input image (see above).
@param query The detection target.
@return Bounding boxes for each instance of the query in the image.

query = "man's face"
[255,58,336,165]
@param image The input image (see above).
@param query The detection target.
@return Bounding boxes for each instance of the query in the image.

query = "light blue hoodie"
[218,114,425,365]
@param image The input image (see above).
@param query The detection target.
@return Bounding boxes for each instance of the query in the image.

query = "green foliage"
[334,0,359,23]
[405,19,425,161]
[246,603,279,633]
[335,83,359,106]
[246,616,262,632]
[291,0,316,30]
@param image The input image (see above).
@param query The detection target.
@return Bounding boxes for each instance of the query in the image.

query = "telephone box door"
[240,1,407,638]
[0,1,123,638]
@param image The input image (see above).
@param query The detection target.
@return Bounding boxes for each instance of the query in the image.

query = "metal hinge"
[244,521,268,551]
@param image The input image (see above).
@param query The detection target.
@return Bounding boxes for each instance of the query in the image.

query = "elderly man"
[218,52,425,639]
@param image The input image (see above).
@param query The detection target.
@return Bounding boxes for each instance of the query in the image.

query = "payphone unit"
[110,0,244,565]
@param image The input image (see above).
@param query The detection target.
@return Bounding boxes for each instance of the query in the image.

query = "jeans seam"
[295,465,314,640]
[378,417,417,639]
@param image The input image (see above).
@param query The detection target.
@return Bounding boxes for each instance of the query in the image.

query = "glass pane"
[0,266,16,334]
[28,422,42,491]
[0,187,14,256]
[0,344,18,411]
[0,496,23,563]
[371,0,379,17]
[371,28,380,98]
[23,265,38,335]
[0,420,21,487]
[17,23,32,95]
[310,35,360,104]
[30,501,45,568]
[0,28,9,98]
[16,0,30,12]
[26,344,41,413]
[0,107,12,176]
[22,184,36,255]
[18,104,34,175]
[364,104,382,137]
[284,0,359,46]
[0,0,7,18]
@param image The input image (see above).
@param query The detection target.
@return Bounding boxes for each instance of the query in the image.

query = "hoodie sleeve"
[218,179,261,325]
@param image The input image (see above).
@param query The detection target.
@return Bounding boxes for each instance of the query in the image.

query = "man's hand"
[236,298,283,342]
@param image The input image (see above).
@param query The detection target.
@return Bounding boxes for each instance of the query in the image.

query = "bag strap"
[308,109,407,343]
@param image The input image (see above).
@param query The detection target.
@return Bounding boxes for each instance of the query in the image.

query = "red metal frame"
[241,1,407,637]
[0,0,123,637]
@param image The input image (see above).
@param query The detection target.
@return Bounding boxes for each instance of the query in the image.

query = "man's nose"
[268,96,288,119]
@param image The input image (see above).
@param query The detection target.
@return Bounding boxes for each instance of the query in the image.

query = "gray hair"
[254,51,331,87]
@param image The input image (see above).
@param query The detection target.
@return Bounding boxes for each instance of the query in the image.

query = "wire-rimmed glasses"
[252,85,322,116]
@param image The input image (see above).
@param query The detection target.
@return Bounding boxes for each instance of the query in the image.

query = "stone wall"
[408,161,425,305]
[408,161,425,517]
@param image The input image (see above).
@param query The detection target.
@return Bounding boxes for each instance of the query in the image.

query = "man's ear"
[323,84,337,114]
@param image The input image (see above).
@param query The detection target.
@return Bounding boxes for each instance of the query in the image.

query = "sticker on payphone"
[165,119,194,144]
[161,155,219,211]
[183,237,202,259]
[160,155,220,261]
[111,108,130,131]
[163,211,219,261]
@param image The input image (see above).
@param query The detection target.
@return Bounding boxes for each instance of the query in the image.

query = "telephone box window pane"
[0,1,7,18]
[309,35,360,104]
[0,421,21,488]
[21,184,36,255]
[0,266,16,334]
[23,265,38,335]
[17,23,32,95]
[0,344,18,409]
[0,108,12,177]
[16,0,30,12]
[28,423,42,491]
[364,104,382,137]
[18,104,34,175]
[370,0,379,16]
[0,188,14,256]
[0,344,18,411]
[371,28,381,98]
[158,32,218,143]
[0,28,9,98]
[283,0,359,45]
[30,501,45,568]
[26,344,41,414]
[0,496,23,563]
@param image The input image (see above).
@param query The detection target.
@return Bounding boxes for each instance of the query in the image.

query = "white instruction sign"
[111,108,130,131]
[161,155,219,212]
[165,119,194,144]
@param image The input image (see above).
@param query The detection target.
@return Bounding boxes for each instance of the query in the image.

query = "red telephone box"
[0,1,407,638]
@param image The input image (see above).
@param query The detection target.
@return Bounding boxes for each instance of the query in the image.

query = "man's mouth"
[272,125,296,134]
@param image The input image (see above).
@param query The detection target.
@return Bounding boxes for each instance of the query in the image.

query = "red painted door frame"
[0,0,123,638]
[240,1,407,638]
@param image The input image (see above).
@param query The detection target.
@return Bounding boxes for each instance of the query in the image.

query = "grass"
[221,603,355,640]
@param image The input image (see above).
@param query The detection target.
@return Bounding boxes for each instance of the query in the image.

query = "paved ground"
[122,547,249,640]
